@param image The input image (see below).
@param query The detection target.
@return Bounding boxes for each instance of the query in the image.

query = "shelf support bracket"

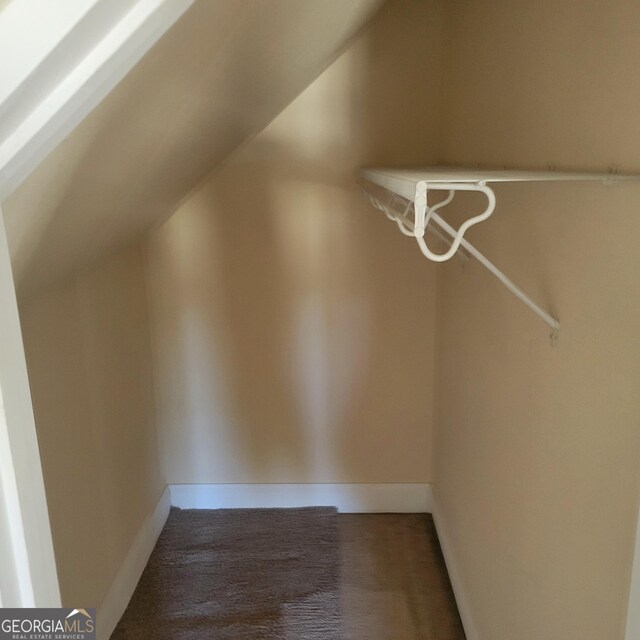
[427,207,560,332]
[413,181,496,262]
[361,179,560,333]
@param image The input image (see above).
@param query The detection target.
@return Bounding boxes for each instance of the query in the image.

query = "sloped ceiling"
[3,0,384,299]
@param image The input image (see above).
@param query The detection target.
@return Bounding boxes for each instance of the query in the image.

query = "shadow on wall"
[205,159,368,481]
[147,140,438,484]
[145,0,445,485]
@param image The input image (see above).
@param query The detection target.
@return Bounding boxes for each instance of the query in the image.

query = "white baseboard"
[625,502,640,640]
[431,492,480,640]
[97,486,171,640]
[169,483,432,513]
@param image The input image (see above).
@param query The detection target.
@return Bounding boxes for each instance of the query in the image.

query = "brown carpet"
[111,508,465,639]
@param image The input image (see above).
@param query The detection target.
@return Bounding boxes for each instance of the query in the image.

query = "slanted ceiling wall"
[10,0,640,639]
[3,0,385,299]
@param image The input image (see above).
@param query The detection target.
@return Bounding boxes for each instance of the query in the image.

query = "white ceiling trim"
[0,0,194,200]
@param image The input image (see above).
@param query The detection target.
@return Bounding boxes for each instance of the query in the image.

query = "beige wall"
[434,1,640,639]
[19,242,164,609]
[12,0,640,635]
[144,0,444,485]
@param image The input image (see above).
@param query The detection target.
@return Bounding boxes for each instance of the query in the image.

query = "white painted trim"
[0,0,104,110]
[0,0,194,199]
[431,492,481,640]
[97,486,171,640]
[625,500,640,640]
[0,392,33,606]
[0,208,60,606]
[169,483,432,513]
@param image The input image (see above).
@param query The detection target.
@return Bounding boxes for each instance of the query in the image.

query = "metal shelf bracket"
[358,167,574,334]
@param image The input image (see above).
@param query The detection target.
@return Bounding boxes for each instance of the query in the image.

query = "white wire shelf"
[358,166,640,336]
[360,166,639,200]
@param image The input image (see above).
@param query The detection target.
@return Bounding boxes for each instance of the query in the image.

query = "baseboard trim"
[431,492,480,640]
[625,501,640,640]
[169,483,432,513]
[97,486,171,640]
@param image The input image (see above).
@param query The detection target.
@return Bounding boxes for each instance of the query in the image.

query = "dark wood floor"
[338,514,465,639]
[112,508,465,639]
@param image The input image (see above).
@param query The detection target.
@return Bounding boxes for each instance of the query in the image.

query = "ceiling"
[3,0,384,299]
